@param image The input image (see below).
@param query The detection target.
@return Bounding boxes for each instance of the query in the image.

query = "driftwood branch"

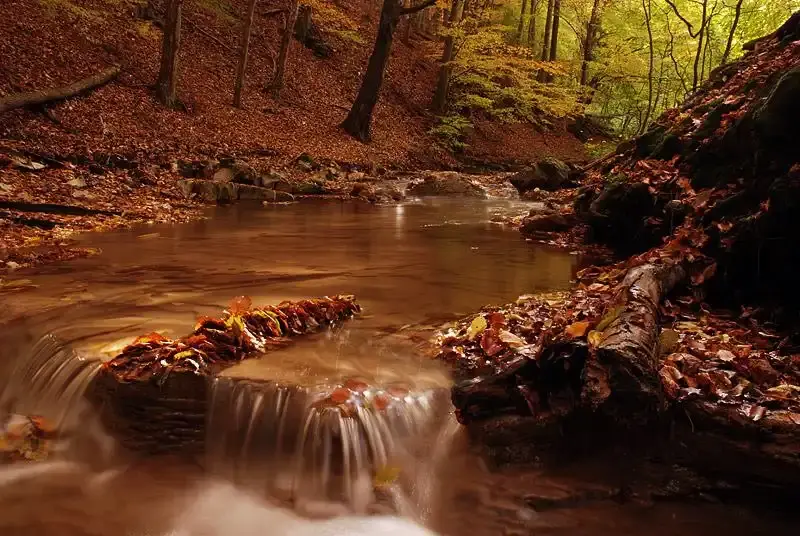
[0,66,120,115]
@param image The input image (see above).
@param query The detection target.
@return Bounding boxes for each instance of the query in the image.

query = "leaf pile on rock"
[105,295,360,382]
[0,414,57,463]
[436,289,608,380]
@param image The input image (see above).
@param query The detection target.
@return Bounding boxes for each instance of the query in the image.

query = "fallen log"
[0,66,120,115]
[449,263,685,427]
[0,201,120,217]
[587,263,686,417]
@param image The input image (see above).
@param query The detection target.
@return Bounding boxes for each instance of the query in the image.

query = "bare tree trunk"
[580,0,602,86]
[537,0,554,82]
[640,0,655,135]
[270,0,299,99]
[342,0,436,142]
[720,0,744,65]
[548,0,561,61]
[432,0,464,114]
[692,0,709,90]
[403,0,415,43]
[528,0,539,54]
[156,0,183,108]
[540,0,553,61]
[233,0,258,108]
[517,0,528,43]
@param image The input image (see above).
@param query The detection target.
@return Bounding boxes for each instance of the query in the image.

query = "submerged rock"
[406,172,487,198]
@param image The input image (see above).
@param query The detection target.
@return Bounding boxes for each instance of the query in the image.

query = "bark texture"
[156,0,183,107]
[233,0,258,108]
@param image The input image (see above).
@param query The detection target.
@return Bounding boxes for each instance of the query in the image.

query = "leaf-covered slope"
[579,13,800,309]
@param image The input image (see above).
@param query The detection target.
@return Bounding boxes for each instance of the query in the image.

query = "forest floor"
[0,0,586,274]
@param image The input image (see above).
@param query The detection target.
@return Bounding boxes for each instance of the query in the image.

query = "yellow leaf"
[467,315,487,340]
[587,330,604,347]
[565,321,591,338]
[658,329,680,356]
[596,306,624,332]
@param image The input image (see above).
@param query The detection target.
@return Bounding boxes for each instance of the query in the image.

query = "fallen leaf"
[565,321,591,338]
[467,315,487,340]
[587,330,604,347]
[499,330,526,347]
[596,306,624,332]
[658,329,680,356]
[716,349,735,362]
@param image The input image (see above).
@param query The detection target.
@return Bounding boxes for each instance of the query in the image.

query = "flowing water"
[0,198,796,535]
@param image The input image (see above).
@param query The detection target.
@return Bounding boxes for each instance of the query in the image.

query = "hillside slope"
[0,0,584,168]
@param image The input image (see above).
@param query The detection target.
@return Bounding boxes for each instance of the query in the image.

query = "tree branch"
[400,0,437,16]
[665,0,701,37]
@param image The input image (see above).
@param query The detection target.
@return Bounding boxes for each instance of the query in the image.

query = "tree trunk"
[580,0,602,86]
[537,0,554,82]
[528,0,539,54]
[720,0,744,65]
[640,0,655,135]
[0,66,120,114]
[517,0,528,43]
[432,0,464,114]
[342,0,401,142]
[295,4,312,42]
[233,0,258,108]
[692,0,709,91]
[548,0,561,62]
[540,0,553,61]
[270,0,299,99]
[156,0,183,107]
[403,0,415,43]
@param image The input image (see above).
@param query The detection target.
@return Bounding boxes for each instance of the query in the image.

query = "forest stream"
[0,198,797,535]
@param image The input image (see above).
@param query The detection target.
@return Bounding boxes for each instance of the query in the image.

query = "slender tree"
[548,0,561,61]
[540,0,554,62]
[528,0,539,53]
[433,0,464,113]
[517,0,529,43]
[720,0,745,65]
[580,0,603,86]
[640,0,655,134]
[233,0,259,108]
[270,0,300,99]
[156,0,183,107]
[666,0,712,91]
[342,0,437,142]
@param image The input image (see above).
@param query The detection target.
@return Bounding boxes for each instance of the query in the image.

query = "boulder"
[212,162,260,186]
[406,172,487,198]
[293,180,327,195]
[509,158,571,193]
[584,181,658,251]
[520,212,575,234]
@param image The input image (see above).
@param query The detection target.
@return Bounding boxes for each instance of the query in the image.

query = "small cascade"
[0,334,102,429]
[205,375,452,509]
